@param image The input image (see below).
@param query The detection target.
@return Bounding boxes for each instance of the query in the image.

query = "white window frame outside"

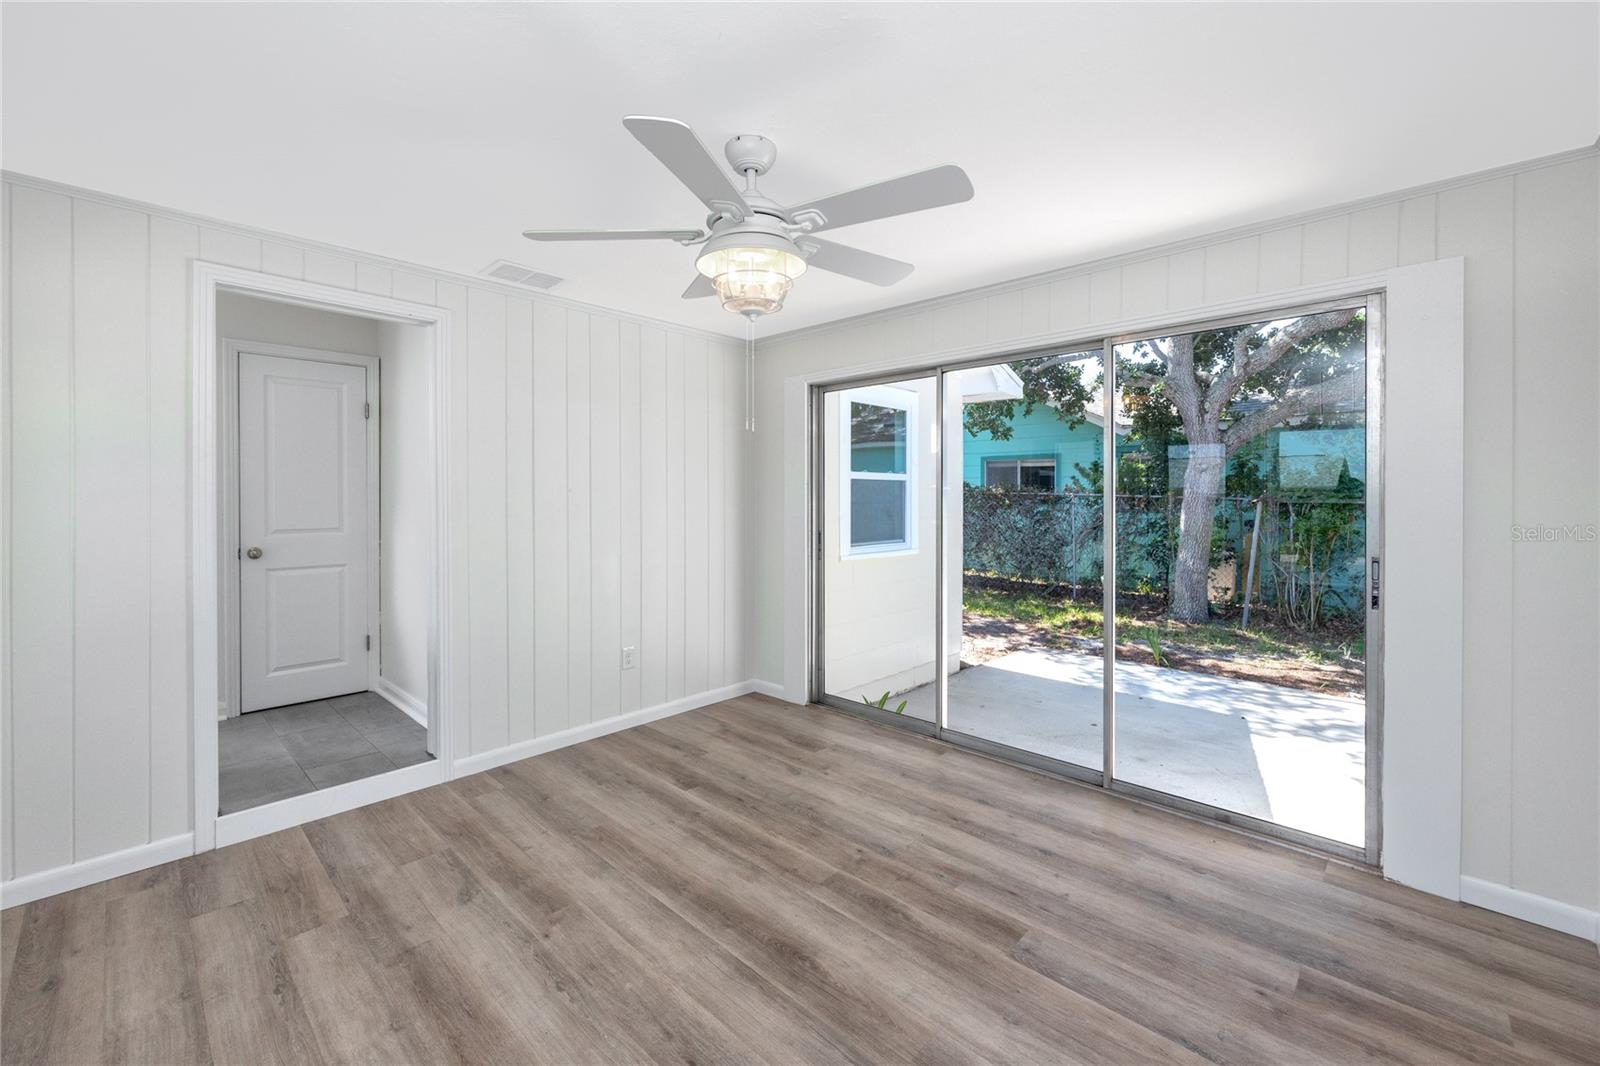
[983,457,1057,491]
[838,384,918,559]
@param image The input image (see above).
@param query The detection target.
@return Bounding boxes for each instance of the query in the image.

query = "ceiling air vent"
[482,259,564,291]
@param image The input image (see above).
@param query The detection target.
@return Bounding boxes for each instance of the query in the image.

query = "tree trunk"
[1171,442,1224,622]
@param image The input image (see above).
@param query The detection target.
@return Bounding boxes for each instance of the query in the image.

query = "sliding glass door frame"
[809,292,1384,865]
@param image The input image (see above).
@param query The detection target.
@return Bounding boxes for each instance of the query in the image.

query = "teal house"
[956,364,1364,496]
[954,363,1124,492]
[961,401,1112,491]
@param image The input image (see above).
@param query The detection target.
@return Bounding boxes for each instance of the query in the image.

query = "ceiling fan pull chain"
[745,312,757,433]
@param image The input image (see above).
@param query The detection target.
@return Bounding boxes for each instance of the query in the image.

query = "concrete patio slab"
[895,647,1364,845]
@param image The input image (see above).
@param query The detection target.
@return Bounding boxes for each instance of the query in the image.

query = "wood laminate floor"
[3,695,1596,1065]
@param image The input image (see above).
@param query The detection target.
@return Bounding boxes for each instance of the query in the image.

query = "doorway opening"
[813,294,1383,862]
[216,293,438,813]
[191,264,452,852]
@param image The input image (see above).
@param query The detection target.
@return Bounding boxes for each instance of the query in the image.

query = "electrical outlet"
[621,646,637,670]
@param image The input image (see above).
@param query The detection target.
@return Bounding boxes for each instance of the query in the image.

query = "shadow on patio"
[897,646,1364,845]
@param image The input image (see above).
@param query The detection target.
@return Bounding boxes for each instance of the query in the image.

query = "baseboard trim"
[1459,876,1600,943]
[373,675,429,728]
[0,683,759,909]
[1,833,196,910]
[452,681,759,777]
[746,679,791,701]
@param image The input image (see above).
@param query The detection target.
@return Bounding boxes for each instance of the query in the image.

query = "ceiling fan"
[523,116,974,318]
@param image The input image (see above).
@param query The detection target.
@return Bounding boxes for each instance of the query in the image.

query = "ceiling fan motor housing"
[725,134,777,176]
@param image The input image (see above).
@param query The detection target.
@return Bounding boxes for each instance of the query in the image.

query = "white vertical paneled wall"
[1,174,754,892]
[506,300,536,741]
[467,287,509,755]
[7,185,77,881]
[754,149,1600,918]
[72,200,152,861]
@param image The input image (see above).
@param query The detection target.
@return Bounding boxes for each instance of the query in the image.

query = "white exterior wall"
[754,148,1599,926]
[821,382,962,700]
[1,174,755,895]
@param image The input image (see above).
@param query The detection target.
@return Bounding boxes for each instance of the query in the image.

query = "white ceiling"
[4,3,1596,338]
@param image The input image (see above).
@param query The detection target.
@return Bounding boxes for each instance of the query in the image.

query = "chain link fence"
[962,484,1366,622]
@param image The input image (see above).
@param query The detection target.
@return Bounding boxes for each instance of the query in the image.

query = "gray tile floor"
[219,691,433,814]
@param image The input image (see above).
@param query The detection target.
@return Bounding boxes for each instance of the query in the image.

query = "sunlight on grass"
[963,582,1361,667]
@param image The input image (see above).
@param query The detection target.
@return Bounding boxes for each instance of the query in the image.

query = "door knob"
[246,547,263,560]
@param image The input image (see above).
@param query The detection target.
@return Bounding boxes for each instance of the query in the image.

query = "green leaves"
[963,354,1097,442]
[1145,631,1166,667]
[861,691,909,715]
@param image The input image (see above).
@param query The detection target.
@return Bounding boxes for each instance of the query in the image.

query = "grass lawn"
[963,577,1365,693]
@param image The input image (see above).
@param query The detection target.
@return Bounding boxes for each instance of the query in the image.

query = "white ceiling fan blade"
[682,274,716,299]
[622,116,751,217]
[523,228,704,242]
[803,238,915,286]
[790,165,974,233]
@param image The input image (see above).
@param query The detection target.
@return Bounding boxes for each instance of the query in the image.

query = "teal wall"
[961,405,1104,489]
[1170,425,1364,491]
[963,405,1364,496]
[1276,426,1365,486]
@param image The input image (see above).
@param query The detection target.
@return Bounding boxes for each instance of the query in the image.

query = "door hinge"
[366,634,371,651]
[364,401,371,420]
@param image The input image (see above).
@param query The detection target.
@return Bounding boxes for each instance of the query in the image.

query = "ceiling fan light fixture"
[695,231,807,316]
[521,117,971,317]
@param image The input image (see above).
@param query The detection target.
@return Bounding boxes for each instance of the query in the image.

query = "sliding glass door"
[942,349,1107,777]
[813,295,1381,859]
[1110,305,1374,849]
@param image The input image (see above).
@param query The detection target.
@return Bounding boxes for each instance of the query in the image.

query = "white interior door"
[238,352,371,711]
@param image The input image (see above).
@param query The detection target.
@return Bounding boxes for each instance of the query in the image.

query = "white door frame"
[191,261,454,853]
[221,339,380,720]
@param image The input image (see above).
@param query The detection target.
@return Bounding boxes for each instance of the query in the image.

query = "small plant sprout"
[1146,632,1166,667]
[862,691,909,715]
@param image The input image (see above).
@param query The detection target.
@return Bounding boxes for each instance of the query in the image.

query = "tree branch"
[1222,369,1364,456]
[1163,333,1206,435]
[1026,352,1092,373]
[1205,308,1360,423]
[1122,338,1168,371]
